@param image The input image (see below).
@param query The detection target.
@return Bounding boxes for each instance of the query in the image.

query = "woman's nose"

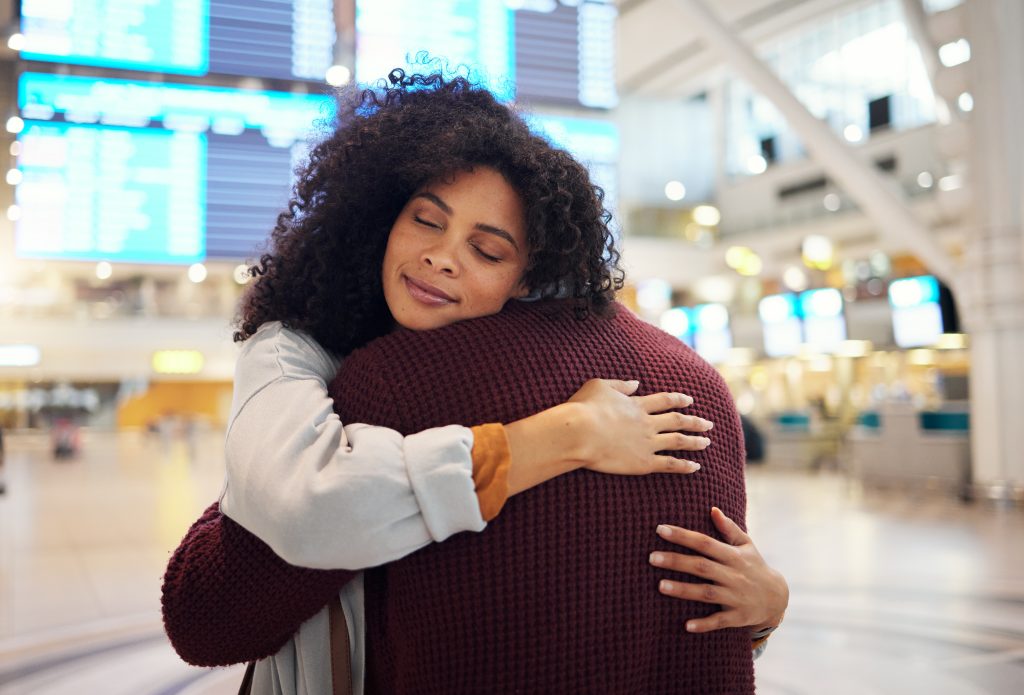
[421,238,460,276]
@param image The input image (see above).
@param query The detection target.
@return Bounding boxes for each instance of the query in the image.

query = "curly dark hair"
[235,67,624,356]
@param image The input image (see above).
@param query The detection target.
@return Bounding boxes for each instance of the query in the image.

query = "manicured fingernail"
[660,580,674,592]
[650,552,664,565]
[682,460,701,472]
[701,420,714,430]
[701,437,712,447]
[686,621,697,632]
[657,524,671,537]
[679,394,694,406]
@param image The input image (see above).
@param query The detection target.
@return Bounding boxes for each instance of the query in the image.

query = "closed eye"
[472,245,502,263]
[413,215,442,229]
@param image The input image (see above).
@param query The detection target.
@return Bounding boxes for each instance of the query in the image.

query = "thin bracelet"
[750,625,778,641]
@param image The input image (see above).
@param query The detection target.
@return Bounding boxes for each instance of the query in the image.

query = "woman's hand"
[503,379,712,496]
[650,507,788,633]
[569,379,713,475]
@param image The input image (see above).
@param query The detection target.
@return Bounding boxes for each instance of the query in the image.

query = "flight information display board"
[20,0,334,81]
[17,121,207,263]
[355,0,617,108]
[529,114,619,217]
[15,73,332,264]
[356,0,513,98]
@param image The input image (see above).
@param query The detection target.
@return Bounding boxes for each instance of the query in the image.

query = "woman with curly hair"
[206,68,786,694]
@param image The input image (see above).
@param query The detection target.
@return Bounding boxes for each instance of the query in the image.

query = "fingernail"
[702,420,714,430]
[626,380,639,388]
[682,460,701,472]
[686,621,697,632]
[650,552,664,565]
[679,394,694,406]
[656,524,671,537]
[701,437,712,447]
[660,580,674,592]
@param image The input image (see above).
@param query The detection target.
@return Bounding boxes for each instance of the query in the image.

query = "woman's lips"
[403,276,456,305]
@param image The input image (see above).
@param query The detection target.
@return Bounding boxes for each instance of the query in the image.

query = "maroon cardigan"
[162,300,754,693]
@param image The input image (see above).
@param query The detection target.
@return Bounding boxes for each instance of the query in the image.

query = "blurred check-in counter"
[846,402,971,494]
[762,411,845,469]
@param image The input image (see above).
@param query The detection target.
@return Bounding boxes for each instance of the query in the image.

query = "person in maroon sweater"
[165,299,785,694]
[163,66,788,693]
[339,299,771,694]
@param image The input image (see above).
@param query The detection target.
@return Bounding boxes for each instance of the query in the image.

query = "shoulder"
[237,321,341,383]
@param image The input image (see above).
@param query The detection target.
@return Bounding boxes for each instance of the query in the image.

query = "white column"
[669,0,956,284]
[960,0,1024,499]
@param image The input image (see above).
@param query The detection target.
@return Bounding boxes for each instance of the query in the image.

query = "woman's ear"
[513,280,531,299]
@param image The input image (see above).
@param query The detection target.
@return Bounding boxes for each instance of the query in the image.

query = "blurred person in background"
[740,414,765,464]
[51,417,80,460]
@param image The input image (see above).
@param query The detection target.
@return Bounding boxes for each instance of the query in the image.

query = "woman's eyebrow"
[412,191,452,214]
[413,191,520,251]
[476,223,520,251]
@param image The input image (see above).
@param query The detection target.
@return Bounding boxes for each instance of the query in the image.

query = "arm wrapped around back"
[161,502,356,666]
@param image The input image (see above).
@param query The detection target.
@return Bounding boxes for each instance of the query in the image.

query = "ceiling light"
[746,155,767,174]
[938,39,970,68]
[664,180,687,201]
[325,65,351,87]
[692,204,721,226]
[188,263,208,283]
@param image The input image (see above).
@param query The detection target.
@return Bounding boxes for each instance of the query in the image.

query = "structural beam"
[671,0,957,284]
[899,0,941,85]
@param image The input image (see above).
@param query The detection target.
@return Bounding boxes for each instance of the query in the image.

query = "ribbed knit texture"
[162,502,355,666]
[332,300,754,695]
[161,299,754,693]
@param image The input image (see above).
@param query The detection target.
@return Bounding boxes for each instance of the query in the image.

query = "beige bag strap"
[238,596,352,695]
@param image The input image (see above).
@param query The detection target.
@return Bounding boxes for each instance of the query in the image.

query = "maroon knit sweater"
[162,300,753,693]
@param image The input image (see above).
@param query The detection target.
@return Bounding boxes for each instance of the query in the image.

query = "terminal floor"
[1,430,1022,694]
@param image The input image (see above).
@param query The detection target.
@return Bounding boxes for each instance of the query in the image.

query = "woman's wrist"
[504,402,588,496]
[547,401,593,465]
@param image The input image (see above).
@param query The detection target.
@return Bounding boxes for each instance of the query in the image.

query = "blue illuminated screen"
[659,304,731,363]
[758,293,803,357]
[20,0,334,81]
[354,0,617,108]
[529,114,619,219]
[888,275,944,347]
[798,288,847,353]
[691,303,732,364]
[757,289,850,356]
[15,73,332,264]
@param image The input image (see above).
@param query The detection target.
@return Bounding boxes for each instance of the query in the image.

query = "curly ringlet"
[235,66,624,356]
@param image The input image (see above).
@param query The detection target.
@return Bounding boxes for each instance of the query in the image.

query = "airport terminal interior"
[1,0,1023,693]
